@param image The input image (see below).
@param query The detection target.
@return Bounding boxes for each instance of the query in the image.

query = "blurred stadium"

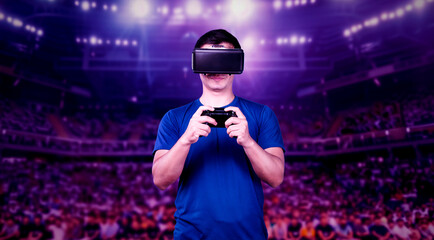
[0,0,433,239]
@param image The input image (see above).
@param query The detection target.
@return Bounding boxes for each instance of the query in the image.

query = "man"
[369,217,390,240]
[82,215,100,240]
[47,217,66,240]
[315,216,336,240]
[0,218,19,240]
[28,216,45,240]
[100,215,119,240]
[335,217,353,240]
[152,29,285,239]
[288,217,302,240]
[391,219,412,240]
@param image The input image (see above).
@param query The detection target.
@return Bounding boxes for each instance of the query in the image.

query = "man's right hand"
[179,106,217,145]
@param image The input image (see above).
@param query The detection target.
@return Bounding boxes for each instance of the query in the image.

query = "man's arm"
[225,107,284,188]
[152,106,217,190]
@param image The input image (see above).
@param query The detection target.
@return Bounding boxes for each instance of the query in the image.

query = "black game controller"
[201,107,237,128]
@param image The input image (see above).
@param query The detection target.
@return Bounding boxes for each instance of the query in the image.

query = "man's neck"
[199,90,235,108]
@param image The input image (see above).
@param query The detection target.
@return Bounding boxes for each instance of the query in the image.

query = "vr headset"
[192,48,244,74]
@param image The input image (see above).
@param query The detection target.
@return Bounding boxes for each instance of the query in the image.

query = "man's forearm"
[152,139,191,190]
[243,140,284,187]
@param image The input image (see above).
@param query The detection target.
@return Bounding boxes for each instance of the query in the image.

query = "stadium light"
[396,8,404,17]
[228,0,254,21]
[130,0,151,18]
[414,0,425,9]
[405,4,413,11]
[186,0,202,17]
[273,0,283,10]
[81,1,90,11]
[290,35,298,45]
[111,4,118,12]
[12,19,23,27]
[90,36,97,45]
[276,37,283,45]
[285,1,293,8]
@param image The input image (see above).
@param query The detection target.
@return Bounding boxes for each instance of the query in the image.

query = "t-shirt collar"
[197,95,238,108]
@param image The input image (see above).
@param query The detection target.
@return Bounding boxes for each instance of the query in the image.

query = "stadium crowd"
[0,154,432,240]
[1,92,434,143]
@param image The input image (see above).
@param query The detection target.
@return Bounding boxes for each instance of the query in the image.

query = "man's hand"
[224,106,254,147]
[179,106,217,145]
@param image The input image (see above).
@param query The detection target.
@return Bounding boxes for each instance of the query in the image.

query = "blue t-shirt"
[153,96,285,240]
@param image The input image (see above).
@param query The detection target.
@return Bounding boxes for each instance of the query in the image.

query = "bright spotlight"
[30,26,36,32]
[285,1,293,8]
[130,0,151,18]
[103,4,108,10]
[260,39,266,45]
[76,37,81,43]
[81,1,90,11]
[37,29,43,36]
[301,0,307,5]
[228,0,254,21]
[405,4,413,11]
[111,4,117,12]
[380,12,388,20]
[97,39,102,44]
[414,0,425,9]
[123,40,129,46]
[294,0,300,6]
[351,25,358,33]
[106,40,110,44]
[273,0,283,10]
[186,0,202,17]
[0,13,4,21]
[299,36,306,44]
[7,16,12,23]
[388,12,395,19]
[290,35,298,45]
[12,19,23,28]
[82,38,87,43]
[90,36,97,45]
[161,5,169,15]
[74,1,79,6]
[91,2,96,8]
[132,40,138,46]
[396,8,404,17]
[115,39,121,45]
[276,37,283,45]
[343,29,351,37]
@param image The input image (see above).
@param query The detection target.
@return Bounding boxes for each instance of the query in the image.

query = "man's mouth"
[206,74,227,81]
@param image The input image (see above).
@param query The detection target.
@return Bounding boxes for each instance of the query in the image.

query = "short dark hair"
[194,29,241,49]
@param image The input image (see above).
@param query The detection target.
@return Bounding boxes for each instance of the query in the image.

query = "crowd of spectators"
[402,93,434,127]
[0,99,55,136]
[1,93,434,147]
[336,102,403,136]
[0,154,432,240]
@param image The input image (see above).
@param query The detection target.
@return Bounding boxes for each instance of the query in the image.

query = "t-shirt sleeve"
[153,110,179,155]
[258,106,285,152]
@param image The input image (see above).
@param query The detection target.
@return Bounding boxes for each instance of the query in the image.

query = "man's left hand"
[224,107,254,147]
